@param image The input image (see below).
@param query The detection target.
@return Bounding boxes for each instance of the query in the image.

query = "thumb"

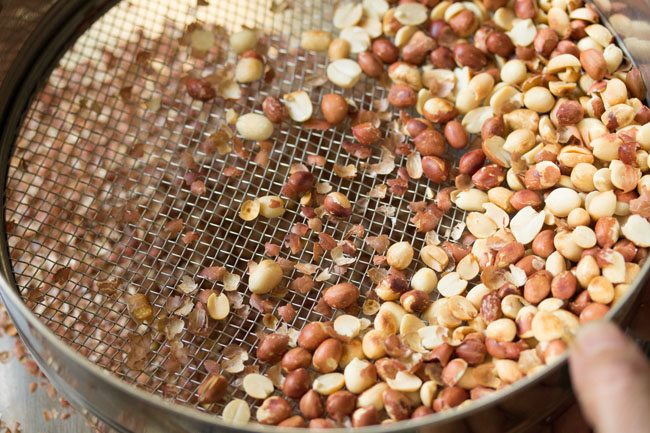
[569,321,650,433]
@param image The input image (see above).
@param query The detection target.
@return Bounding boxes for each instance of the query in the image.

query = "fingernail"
[575,321,627,358]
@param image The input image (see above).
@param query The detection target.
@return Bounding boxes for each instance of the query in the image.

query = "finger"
[569,321,650,433]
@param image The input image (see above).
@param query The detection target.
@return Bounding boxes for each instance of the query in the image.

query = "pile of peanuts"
[184,0,650,428]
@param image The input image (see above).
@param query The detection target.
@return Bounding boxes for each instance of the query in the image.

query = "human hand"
[568,321,650,433]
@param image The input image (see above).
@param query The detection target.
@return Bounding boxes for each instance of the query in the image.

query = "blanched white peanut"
[327,59,362,88]
[386,241,414,270]
[637,123,650,150]
[400,314,425,336]
[571,163,597,192]
[340,26,371,53]
[588,276,615,304]
[585,24,613,47]
[394,2,428,25]
[248,259,283,294]
[357,383,388,410]
[313,373,345,395]
[501,60,528,85]
[300,30,332,51]
[524,87,555,113]
[344,358,376,394]
[243,373,274,399]
[508,18,536,46]
[456,254,479,281]
[436,272,468,297]
[486,318,517,342]
[420,245,449,272]
[602,250,626,284]
[386,371,422,392]
[501,295,528,319]
[411,268,438,293]
[494,359,523,384]
[510,206,546,245]
[546,188,581,218]
[466,212,498,239]
[454,188,489,211]
[283,91,313,122]
[230,29,258,54]
[503,129,536,154]
[236,113,273,141]
[466,284,491,308]
[610,160,640,193]
[207,292,230,320]
[531,311,564,342]
[334,314,362,339]
[374,302,406,335]
[363,0,389,17]
[586,190,617,219]
[362,329,387,359]
[571,226,597,249]
[258,195,286,218]
[420,381,438,408]
[333,2,363,29]
[545,251,567,276]
[554,231,584,262]
[418,325,448,349]
[622,215,650,247]
[593,168,613,192]
[603,44,623,73]
[592,135,621,161]
[223,399,251,425]
[235,57,264,83]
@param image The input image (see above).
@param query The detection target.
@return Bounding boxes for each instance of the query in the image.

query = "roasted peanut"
[444,120,469,149]
[433,387,469,412]
[313,338,343,373]
[524,270,553,305]
[298,322,331,351]
[459,149,486,175]
[352,122,381,147]
[372,38,399,63]
[257,333,290,364]
[352,406,380,427]
[321,94,349,124]
[300,390,324,419]
[388,83,417,108]
[283,368,312,398]
[323,282,359,309]
[400,290,431,313]
[422,156,450,183]
[414,129,446,156]
[257,396,292,425]
[358,51,384,78]
[263,96,287,123]
[282,347,312,372]
[282,171,315,199]
[383,389,411,420]
[323,192,353,218]
[326,391,357,422]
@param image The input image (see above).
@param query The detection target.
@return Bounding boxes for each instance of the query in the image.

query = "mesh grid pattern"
[5,0,471,419]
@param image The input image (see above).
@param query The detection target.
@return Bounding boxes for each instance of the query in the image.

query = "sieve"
[0,0,648,432]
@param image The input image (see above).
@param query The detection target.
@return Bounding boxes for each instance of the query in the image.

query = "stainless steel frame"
[0,0,648,432]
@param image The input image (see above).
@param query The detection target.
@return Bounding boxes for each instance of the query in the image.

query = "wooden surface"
[0,333,90,433]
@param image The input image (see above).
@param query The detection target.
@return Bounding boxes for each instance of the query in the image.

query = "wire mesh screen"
[4,0,470,419]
